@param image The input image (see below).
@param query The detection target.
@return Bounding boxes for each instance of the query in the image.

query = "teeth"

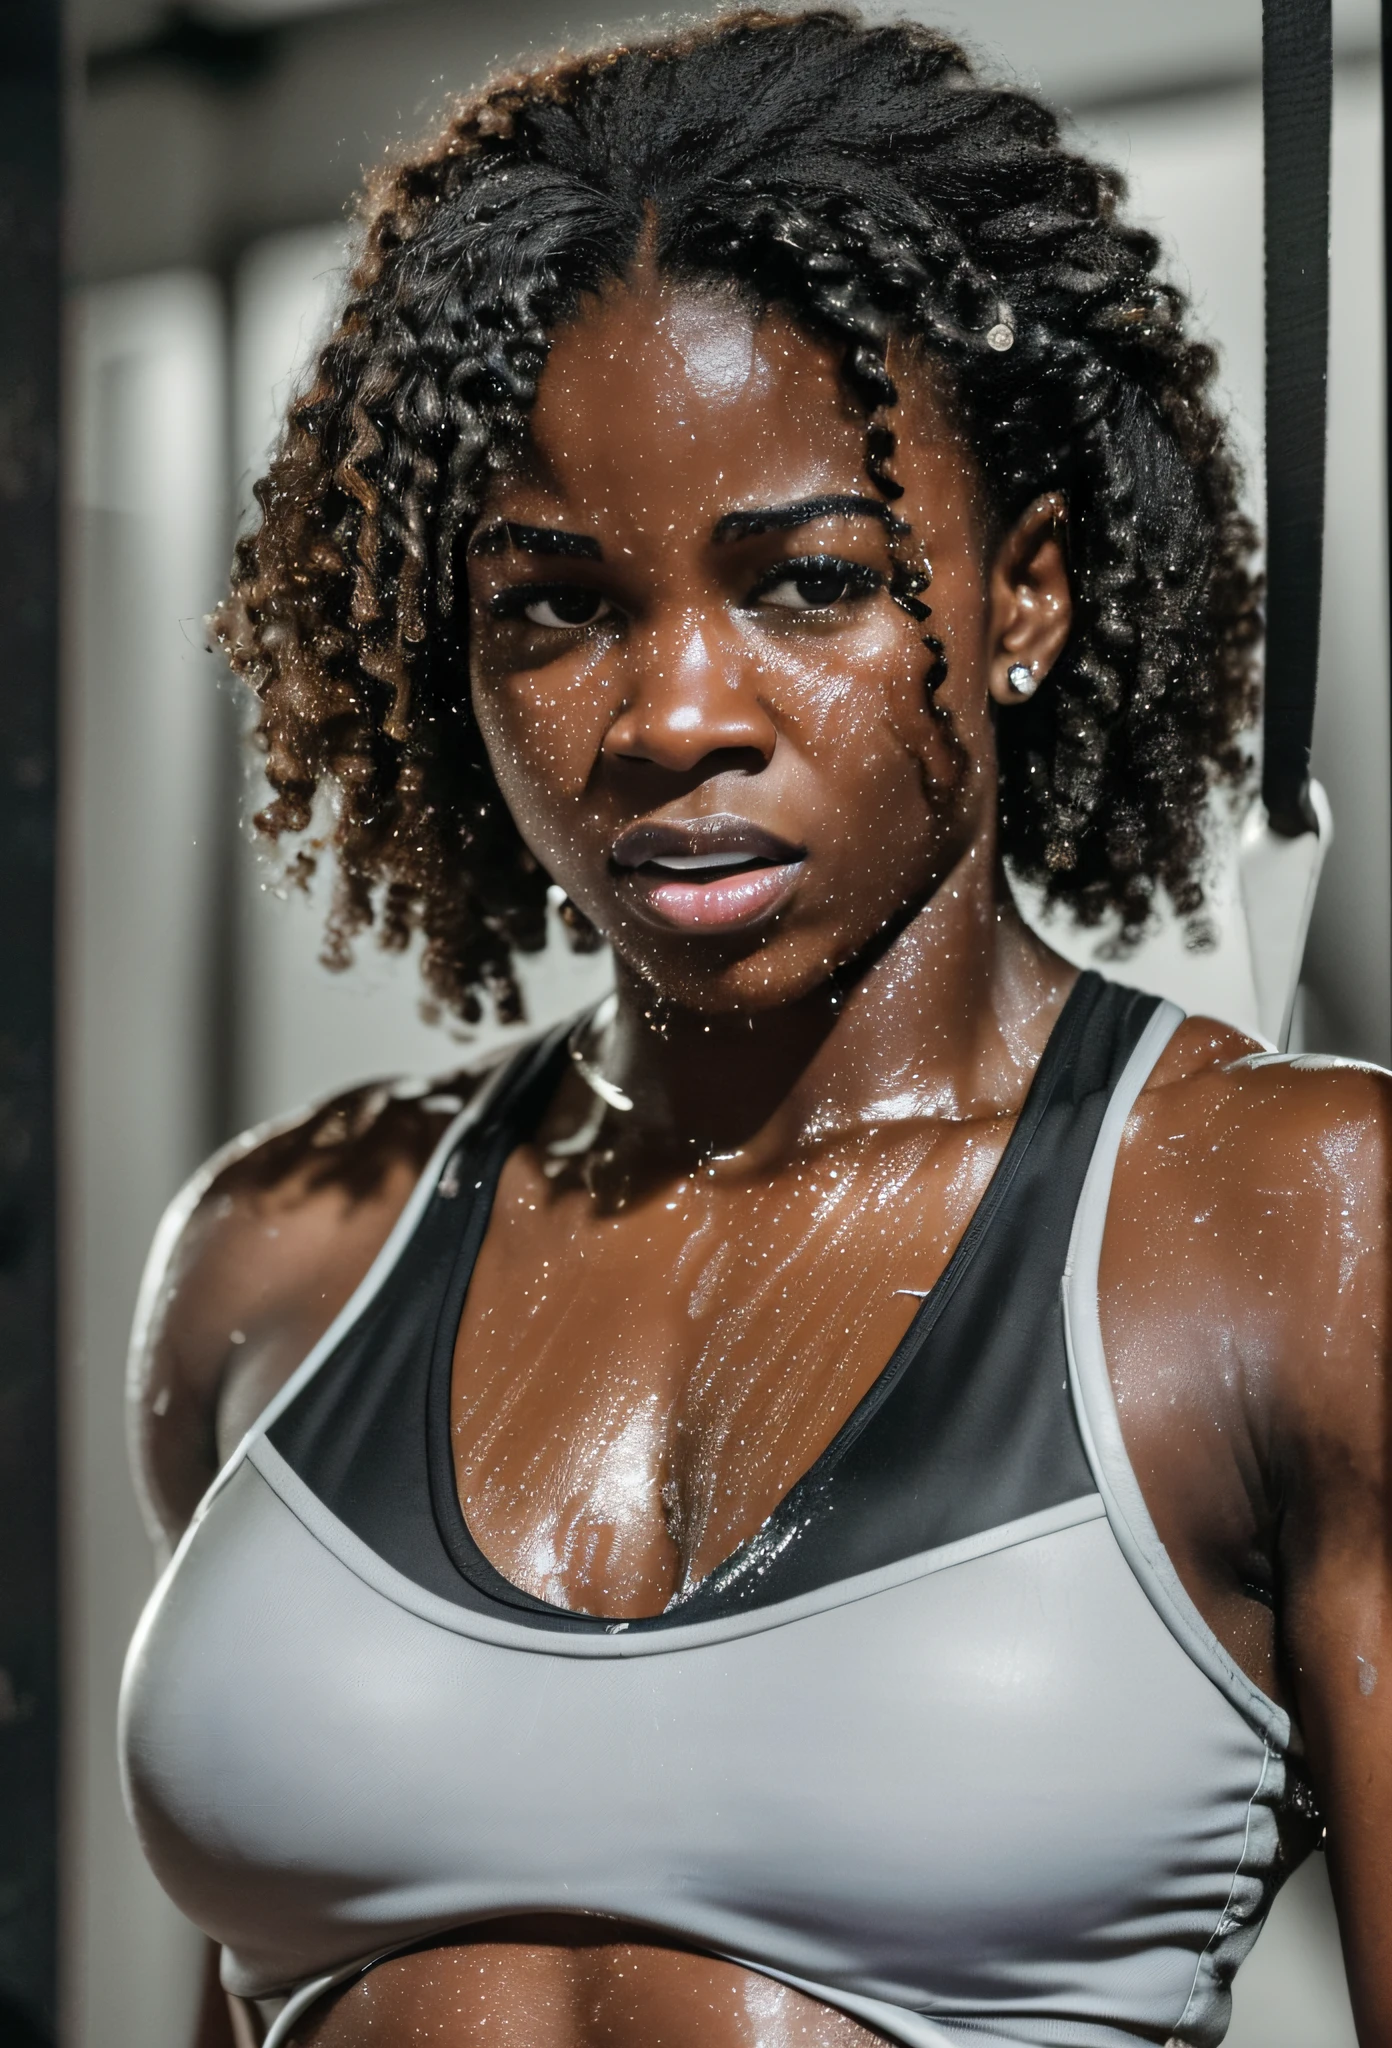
[649,851,754,872]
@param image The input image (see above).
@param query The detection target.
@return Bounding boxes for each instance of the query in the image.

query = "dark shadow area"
[0,0,60,2032]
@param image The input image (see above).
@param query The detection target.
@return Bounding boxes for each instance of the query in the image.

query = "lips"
[611,812,806,932]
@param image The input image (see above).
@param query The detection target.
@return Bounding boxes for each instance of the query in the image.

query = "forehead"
[510,271,964,525]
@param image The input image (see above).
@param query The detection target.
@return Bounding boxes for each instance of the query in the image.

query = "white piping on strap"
[246,1436,1109,1660]
[1061,998,1292,1752]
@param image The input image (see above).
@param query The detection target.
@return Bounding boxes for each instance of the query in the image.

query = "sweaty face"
[467,274,1009,1014]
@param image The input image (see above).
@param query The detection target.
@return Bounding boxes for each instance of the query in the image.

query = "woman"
[121,12,1392,2047]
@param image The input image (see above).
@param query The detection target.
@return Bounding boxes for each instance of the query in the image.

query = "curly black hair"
[215,5,1259,1024]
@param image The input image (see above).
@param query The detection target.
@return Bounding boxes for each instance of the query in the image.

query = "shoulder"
[128,1049,514,1555]
[1135,1012,1392,1205]
[1113,1009,1391,1420]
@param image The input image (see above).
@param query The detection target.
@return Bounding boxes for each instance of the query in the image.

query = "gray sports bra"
[120,974,1315,2048]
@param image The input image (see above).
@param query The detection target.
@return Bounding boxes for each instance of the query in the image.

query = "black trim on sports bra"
[268,971,1161,1633]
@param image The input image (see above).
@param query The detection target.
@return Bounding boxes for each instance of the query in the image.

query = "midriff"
[280,1921,886,2047]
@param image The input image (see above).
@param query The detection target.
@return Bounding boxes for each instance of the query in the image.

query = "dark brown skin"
[135,274,1392,2047]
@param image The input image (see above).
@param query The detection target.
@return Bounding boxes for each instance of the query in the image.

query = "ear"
[983,493,1071,707]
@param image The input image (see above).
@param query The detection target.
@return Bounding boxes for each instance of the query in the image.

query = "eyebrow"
[712,494,904,543]
[469,520,603,561]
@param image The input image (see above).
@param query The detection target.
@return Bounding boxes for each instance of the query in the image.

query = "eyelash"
[743,555,883,610]
[488,555,883,628]
[488,582,609,624]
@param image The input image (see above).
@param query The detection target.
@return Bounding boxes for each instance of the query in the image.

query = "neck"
[601,846,1076,1171]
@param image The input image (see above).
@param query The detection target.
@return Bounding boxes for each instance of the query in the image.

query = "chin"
[604,923,885,1020]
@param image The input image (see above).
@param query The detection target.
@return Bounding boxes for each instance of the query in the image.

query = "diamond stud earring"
[1005,662,1038,698]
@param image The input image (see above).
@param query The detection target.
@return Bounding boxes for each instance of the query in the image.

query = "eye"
[490,585,614,629]
[751,556,881,612]
[525,589,612,628]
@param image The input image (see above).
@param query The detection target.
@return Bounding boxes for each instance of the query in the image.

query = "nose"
[602,609,776,775]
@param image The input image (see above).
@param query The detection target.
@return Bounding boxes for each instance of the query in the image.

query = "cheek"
[767,609,972,823]
[759,609,918,747]
[470,650,613,830]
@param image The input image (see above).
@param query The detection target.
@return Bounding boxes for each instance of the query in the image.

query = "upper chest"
[445,1079,1293,1629]
[454,1114,1010,1441]
[449,1115,1013,1607]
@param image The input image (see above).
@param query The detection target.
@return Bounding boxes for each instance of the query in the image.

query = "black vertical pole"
[0,2,61,2042]
[1261,0,1332,837]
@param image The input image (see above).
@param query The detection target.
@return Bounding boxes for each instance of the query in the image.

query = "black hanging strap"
[1261,0,1332,837]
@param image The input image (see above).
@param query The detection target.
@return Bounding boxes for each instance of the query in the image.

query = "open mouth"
[612,818,806,932]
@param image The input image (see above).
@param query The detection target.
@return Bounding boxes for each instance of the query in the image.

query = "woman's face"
[467,272,1069,1014]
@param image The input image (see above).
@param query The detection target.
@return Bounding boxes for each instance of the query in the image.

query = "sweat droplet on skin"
[452,1111,1007,1615]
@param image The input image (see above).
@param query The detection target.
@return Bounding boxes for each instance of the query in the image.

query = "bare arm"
[1104,1041,1392,2043]
[1273,1071,1392,2041]
[128,1077,475,1556]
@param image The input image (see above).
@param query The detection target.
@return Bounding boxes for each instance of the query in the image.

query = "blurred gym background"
[59,0,1383,2042]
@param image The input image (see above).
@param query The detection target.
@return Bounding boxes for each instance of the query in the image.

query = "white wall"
[1302,62,1390,1059]
[72,0,1381,282]
[63,275,226,2048]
